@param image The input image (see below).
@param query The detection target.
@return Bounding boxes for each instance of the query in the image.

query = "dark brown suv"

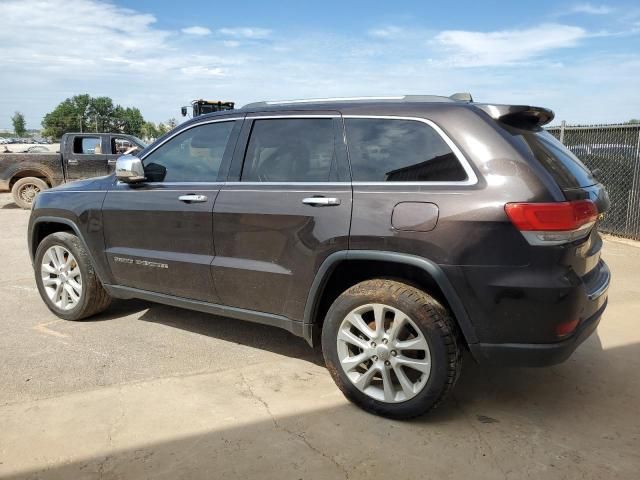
[28,94,611,418]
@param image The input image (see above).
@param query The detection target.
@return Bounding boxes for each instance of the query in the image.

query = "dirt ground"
[0,191,638,479]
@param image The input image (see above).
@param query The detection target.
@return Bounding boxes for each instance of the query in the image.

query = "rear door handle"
[178,194,208,203]
[302,197,341,206]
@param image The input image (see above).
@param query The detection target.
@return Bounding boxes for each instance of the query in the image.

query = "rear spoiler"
[475,104,555,129]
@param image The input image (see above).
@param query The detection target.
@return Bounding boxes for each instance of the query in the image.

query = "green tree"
[11,111,27,137]
[42,94,147,139]
[626,119,640,124]
[157,122,171,136]
[141,121,160,141]
[42,94,91,139]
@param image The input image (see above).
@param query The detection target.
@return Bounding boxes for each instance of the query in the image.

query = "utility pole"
[78,115,82,133]
[95,114,99,133]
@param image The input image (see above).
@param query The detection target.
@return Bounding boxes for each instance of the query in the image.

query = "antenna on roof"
[449,92,473,102]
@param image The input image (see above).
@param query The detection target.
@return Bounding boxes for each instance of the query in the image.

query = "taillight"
[505,200,598,245]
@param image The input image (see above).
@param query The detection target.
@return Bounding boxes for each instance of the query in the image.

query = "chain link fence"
[547,123,640,240]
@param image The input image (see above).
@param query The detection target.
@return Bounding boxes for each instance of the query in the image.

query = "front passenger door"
[102,118,243,302]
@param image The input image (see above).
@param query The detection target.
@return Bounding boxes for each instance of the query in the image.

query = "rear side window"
[241,118,337,182]
[74,136,102,154]
[522,131,596,188]
[344,118,467,182]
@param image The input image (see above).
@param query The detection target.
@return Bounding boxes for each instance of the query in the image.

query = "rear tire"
[34,232,112,321]
[322,279,462,419]
[12,177,48,209]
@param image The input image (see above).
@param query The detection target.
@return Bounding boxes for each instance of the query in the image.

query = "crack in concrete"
[239,372,350,479]
[451,395,507,477]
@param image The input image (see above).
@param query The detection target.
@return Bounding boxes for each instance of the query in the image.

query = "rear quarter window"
[344,118,468,182]
[522,131,597,189]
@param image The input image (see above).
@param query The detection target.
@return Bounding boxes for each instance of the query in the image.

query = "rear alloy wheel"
[322,279,462,419]
[11,177,48,209]
[336,303,431,403]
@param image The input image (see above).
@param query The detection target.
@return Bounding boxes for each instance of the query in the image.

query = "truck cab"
[0,132,146,208]
[62,133,145,180]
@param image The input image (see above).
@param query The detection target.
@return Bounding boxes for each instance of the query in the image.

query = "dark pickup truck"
[0,132,145,208]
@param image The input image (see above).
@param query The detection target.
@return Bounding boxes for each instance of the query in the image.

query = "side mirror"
[115,154,145,183]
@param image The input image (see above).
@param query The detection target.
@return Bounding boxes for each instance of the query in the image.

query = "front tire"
[12,177,48,209]
[34,232,112,321]
[322,279,462,419]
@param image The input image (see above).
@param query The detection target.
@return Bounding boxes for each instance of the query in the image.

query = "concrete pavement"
[0,192,638,479]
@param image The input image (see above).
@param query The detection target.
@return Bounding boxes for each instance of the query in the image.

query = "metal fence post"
[559,120,566,144]
[627,128,640,239]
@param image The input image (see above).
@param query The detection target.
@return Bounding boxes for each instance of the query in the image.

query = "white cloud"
[180,66,226,77]
[435,24,587,66]
[218,27,272,39]
[181,26,212,36]
[571,3,613,15]
[368,26,405,39]
[0,0,638,128]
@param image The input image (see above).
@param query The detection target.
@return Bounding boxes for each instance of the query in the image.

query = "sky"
[1,0,639,129]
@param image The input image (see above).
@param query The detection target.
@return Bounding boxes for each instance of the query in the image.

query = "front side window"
[74,136,102,154]
[241,118,337,182]
[344,118,467,182]
[142,121,235,182]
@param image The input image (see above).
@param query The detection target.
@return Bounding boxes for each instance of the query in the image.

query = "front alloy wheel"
[41,245,83,310]
[34,232,112,321]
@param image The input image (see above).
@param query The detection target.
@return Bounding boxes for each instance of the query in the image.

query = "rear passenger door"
[212,113,352,321]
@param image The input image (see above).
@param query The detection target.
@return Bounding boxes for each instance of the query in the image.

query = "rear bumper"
[469,298,606,367]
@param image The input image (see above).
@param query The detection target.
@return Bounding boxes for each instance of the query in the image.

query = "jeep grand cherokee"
[28,94,610,419]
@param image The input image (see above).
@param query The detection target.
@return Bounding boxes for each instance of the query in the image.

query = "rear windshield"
[522,131,596,189]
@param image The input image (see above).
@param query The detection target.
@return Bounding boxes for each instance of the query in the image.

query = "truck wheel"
[322,279,462,419]
[11,177,48,209]
[34,232,112,321]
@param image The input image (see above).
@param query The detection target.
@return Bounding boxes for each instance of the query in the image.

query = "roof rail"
[241,94,472,109]
[449,92,473,102]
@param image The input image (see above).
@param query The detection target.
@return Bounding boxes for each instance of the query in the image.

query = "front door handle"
[302,197,341,206]
[68,159,79,165]
[178,194,208,203]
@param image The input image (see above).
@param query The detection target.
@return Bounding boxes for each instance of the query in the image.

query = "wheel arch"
[30,216,107,283]
[10,167,54,188]
[303,250,478,348]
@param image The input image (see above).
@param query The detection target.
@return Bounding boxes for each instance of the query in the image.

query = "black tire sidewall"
[34,233,94,321]
[322,280,454,419]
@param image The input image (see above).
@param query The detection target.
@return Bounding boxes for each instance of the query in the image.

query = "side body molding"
[302,250,478,346]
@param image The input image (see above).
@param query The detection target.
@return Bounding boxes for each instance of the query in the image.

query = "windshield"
[522,130,597,189]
